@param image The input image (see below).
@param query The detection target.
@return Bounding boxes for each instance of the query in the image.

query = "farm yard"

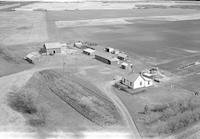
[1,1,200,139]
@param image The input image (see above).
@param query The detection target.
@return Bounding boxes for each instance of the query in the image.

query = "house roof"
[83,48,95,53]
[141,75,153,81]
[74,42,83,47]
[118,53,128,58]
[24,52,40,60]
[121,62,128,66]
[123,73,140,82]
[105,47,114,50]
[95,52,116,61]
[44,42,63,49]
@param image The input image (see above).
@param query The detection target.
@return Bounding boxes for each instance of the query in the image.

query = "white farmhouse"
[121,73,153,89]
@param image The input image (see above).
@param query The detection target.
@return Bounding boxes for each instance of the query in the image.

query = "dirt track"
[100,81,141,139]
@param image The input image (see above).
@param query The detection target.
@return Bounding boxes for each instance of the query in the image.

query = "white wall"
[133,76,145,89]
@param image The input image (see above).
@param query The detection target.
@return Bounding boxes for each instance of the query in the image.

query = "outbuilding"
[113,49,120,54]
[43,42,62,55]
[24,52,40,64]
[121,73,153,89]
[74,41,83,49]
[121,62,129,69]
[104,47,115,53]
[117,53,128,61]
[95,52,119,65]
[83,48,96,55]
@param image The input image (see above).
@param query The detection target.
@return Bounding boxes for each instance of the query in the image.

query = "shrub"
[7,91,37,114]
[150,104,169,112]
[7,90,47,127]
[141,96,200,135]
[28,107,47,127]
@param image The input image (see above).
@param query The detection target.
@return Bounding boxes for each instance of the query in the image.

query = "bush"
[7,90,47,127]
[7,91,37,114]
[28,107,47,127]
[141,96,200,135]
[150,104,169,112]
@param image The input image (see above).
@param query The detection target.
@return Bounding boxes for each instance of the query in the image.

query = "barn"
[121,62,129,69]
[121,73,153,89]
[95,52,119,65]
[43,42,62,55]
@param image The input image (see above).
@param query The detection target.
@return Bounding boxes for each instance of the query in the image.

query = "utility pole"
[62,55,65,76]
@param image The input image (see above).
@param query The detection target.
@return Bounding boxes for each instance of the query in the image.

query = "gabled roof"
[95,52,117,61]
[44,42,63,49]
[118,53,128,58]
[24,52,40,60]
[121,62,129,66]
[123,73,140,82]
[83,48,96,53]
[141,75,153,81]
[105,47,114,50]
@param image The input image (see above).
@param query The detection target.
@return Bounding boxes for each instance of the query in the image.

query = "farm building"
[113,49,120,54]
[104,47,115,53]
[24,52,40,64]
[74,41,83,49]
[121,62,129,69]
[121,73,153,89]
[149,67,159,74]
[142,72,154,79]
[117,53,128,61]
[95,52,119,65]
[83,48,96,55]
[43,42,62,55]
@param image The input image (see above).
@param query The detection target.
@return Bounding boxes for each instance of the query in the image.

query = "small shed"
[104,47,114,53]
[24,52,40,64]
[121,73,153,89]
[95,52,119,65]
[121,62,129,69]
[43,42,62,55]
[117,53,128,61]
[113,49,120,54]
[83,48,96,55]
[74,41,83,49]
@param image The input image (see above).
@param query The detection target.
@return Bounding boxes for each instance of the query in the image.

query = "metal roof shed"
[118,53,128,61]
[83,48,96,55]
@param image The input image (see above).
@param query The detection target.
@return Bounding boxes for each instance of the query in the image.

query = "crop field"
[0,11,48,45]
[47,9,200,65]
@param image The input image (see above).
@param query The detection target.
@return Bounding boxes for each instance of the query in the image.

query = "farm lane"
[101,81,141,139]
